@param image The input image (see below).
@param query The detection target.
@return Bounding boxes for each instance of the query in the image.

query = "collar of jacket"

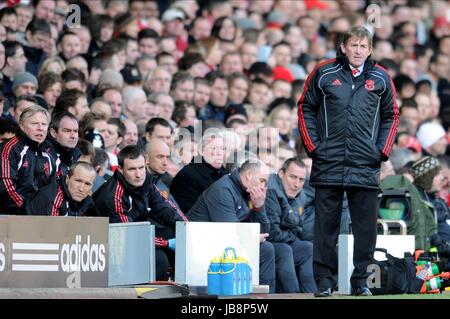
[59,177,94,214]
[114,170,152,197]
[336,54,375,75]
[192,156,226,176]
[273,173,302,201]
[230,169,249,199]
[48,135,80,164]
[23,45,44,63]
[17,129,49,151]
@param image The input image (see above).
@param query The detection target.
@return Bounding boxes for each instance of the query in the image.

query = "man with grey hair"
[171,132,227,213]
[188,159,276,293]
[121,86,148,122]
[0,105,56,214]
[143,66,172,95]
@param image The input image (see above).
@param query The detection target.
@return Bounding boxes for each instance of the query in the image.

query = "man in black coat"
[26,161,97,216]
[170,133,227,213]
[298,27,399,297]
[188,159,276,293]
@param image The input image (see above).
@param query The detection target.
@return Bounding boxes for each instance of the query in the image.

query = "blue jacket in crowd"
[188,169,270,233]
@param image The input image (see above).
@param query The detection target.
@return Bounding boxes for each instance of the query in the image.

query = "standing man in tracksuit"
[298,27,399,297]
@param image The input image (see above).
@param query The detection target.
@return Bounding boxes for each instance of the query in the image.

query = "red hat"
[304,0,330,11]
[272,66,294,83]
[434,16,450,29]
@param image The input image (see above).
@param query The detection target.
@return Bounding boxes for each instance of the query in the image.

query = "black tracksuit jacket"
[93,171,188,234]
[25,178,97,216]
[298,55,399,189]
[0,130,56,214]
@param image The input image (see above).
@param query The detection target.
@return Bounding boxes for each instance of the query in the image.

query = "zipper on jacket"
[323,96,328,138]
[371,97,381,140]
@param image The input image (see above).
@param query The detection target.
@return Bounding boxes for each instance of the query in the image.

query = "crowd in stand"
[0,0,449,293]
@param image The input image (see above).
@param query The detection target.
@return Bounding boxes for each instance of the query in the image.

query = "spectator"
[2,41,27,96]
[10,95,37,122]
[0,116,18,143]
[38,72,62,111]
[121,86,148,122]
[122,118,138,146]
[54,89,89,121]
[144,118,172,148]
[417,121,447,157]
[104,118,125,171]
[200,71,228,122]
[228,72,249,105]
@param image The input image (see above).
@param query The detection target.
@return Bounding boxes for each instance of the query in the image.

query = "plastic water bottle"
[425,277,441,291]
[416,263,439,280]
[220,257,237,295]
[207,257,221,295]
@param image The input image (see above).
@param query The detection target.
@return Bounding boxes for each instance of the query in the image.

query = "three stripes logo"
[12,242,60,272]
[6,235,106,273]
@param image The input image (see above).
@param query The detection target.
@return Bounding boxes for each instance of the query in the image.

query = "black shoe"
[314,287,332,297]
[351,287,372,296]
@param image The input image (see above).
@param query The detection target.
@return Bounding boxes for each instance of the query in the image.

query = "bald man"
[146,138,181,210]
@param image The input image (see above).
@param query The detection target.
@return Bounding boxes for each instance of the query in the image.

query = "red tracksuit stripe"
[1,138,23,207]
[385,78,399,155]
[298,58,336,153]
[375,65,399,156]
[154,184,189,222]
[51,187,64,216]
[114,184,127,223]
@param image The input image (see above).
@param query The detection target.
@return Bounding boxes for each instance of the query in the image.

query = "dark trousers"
[259,241,276,293]
[273,240,317,293]
[313,186,378,290]
[155,226,175,281]
[155,248,171,280]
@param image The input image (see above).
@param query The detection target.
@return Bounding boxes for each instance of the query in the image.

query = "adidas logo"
[332,79,342,86]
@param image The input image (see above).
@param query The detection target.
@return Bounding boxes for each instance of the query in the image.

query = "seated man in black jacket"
[171,132,227,213]
[265,158,316,293]
[94,145,188,280]
[26,161,97,216]
[188,159,276,293]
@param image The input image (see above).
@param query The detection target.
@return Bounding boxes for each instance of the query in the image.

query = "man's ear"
[340,43,346,55]
[50,128,57,139]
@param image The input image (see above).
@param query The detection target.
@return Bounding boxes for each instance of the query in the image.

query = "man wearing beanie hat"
[12,72,37,98]
[412,156,450,246]
[412,156,441,191]
[416,121,447,157]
